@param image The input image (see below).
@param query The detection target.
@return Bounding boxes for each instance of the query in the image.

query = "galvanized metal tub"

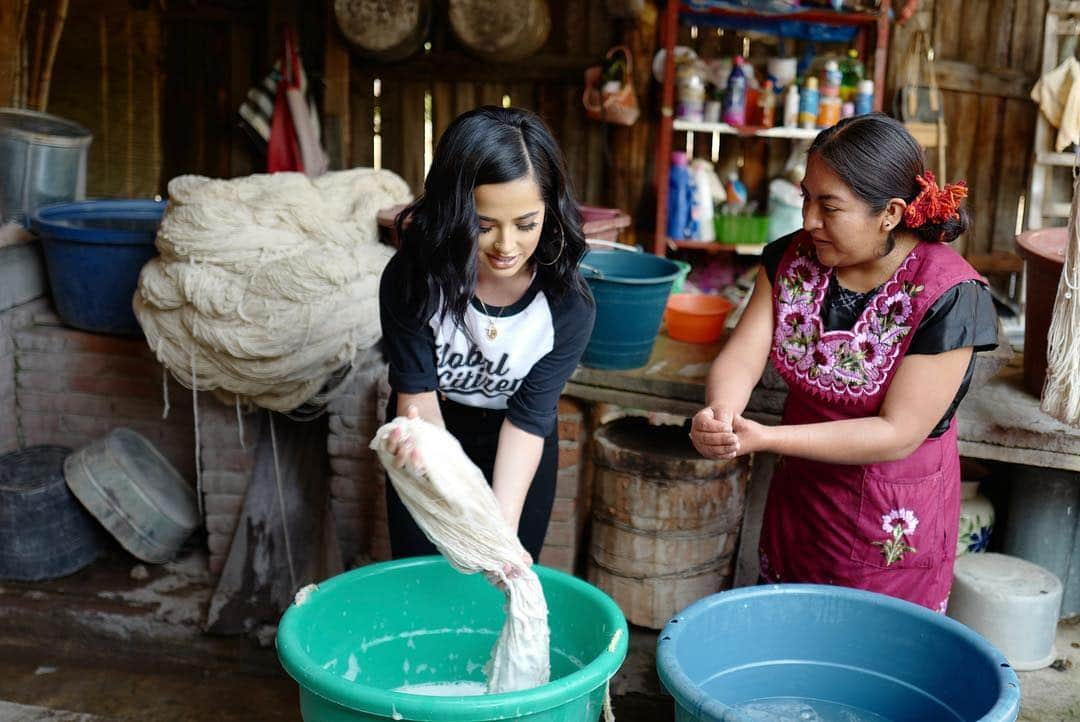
[0,108,92,226]
[64,428,198,564]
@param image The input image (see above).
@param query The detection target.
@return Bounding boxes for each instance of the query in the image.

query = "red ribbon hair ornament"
[903,170,968,232]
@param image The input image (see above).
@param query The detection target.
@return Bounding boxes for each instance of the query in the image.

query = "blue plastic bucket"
[31,199,166,336]
[657,584,1021,722]
[579,249,682,370]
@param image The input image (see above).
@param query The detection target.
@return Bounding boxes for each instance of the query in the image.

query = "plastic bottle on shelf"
[690,160,716,241]
[676,61,707,122]
[666,151,696,240]
[821,59,842,98]
[760,80,777,128]
[722,55,748,127]
[841,101,855,119]
[798,76,819,130]
[817,96,842,128]
[855,79,875,115]
[783,83,800,128]
[840,49,865,101]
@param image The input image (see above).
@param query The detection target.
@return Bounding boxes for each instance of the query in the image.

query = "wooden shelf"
[667,238,765,255]
[681,2,886,28]
[673,119,820,140]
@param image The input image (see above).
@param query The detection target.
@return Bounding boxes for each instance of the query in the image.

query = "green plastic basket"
[714,215,769,245]
[277,557,629,721]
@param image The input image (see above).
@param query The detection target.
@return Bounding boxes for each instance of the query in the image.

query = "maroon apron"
[759,232,982,612]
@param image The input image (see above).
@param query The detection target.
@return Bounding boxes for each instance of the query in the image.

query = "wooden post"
[607,2,659,248]
[323,0,351,169]
[0,0,28,106]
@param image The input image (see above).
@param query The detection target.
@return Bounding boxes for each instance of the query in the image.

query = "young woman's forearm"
[491,419,544,532]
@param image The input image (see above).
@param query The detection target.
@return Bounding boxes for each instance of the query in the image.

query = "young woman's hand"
[385,405,424,473]
[689,405,739,459]
[732,415,770,456]
[485,551,533,591]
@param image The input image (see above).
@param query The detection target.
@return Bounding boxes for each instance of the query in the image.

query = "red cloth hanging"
[267,26,304,173]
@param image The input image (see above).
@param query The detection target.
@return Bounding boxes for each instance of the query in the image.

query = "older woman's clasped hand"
[690,406,769,460]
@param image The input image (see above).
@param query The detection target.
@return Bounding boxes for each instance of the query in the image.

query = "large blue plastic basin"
[579,249,682,370]
[31,199,165,336]
[657,584,1020,722]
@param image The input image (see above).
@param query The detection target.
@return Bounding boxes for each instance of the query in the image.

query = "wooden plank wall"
[323,0,615,205]
[887,0,1047,257]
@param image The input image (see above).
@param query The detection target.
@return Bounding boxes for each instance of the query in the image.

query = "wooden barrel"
[448,0,551,63]
[334,0,430,61]
[586,416,750,629]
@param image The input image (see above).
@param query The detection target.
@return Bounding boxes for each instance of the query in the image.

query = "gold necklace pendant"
[486,319,498,340]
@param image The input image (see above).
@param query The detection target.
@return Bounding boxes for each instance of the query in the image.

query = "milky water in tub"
[396,681,488,696]
[734,698,895,722]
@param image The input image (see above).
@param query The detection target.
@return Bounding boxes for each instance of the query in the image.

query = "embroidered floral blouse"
[762,231,999,437]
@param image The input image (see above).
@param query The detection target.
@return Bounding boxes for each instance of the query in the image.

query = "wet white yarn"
[370,416,551,694]
[134,168,411,412]
[1042,169,1080,427]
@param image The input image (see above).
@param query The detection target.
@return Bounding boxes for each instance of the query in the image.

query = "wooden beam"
[323,0,351,168]
[0,0,25,106]
[935,60,1036,99]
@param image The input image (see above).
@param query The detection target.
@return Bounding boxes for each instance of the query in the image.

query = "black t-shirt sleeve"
[379,252,438,394]
[762,231,800,285]
[908,280,999,355]
[505,286,596,438]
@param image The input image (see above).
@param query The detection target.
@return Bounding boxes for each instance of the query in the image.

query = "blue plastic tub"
[31,199,165,336]
[657,584,1021,722]
[579,250,682,370]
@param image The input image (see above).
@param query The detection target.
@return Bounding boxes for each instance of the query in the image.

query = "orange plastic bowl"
[665,293,735,343]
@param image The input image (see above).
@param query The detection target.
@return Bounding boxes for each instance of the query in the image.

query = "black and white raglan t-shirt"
[379,253,595,438]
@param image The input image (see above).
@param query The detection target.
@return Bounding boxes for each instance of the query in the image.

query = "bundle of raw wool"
[370,416,551,694]
[134,168,411,413]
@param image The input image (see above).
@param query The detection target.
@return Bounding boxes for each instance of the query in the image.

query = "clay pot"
[1015,227,1067,396]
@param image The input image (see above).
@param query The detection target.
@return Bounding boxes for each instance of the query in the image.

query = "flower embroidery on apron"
[772,243,923,404]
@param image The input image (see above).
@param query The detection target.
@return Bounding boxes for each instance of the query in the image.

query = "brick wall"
[13,316,196,480]
[539,397,591,573]
[0,300,48,452]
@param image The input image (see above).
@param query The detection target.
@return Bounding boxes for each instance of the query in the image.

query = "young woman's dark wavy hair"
[807,112,968,248]
[394,106,591,333]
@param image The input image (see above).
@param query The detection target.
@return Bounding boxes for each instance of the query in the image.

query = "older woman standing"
[690,113,998,612]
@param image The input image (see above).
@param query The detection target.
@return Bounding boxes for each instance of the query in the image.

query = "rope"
[1041,164,1080,426]
[191,349,203,519]
[161,365,170,420]
[269,411,298,592]
[235,395,246,450]
[134,168,412,413]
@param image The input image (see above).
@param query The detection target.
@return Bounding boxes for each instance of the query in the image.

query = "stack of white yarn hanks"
[134,168,412,413]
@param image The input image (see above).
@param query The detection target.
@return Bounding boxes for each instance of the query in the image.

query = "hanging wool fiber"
[1042,169,1080,427]
[135,168,411,413]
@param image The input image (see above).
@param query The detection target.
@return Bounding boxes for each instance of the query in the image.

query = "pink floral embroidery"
[937,597,949,615]
[772,241,923,403]
[875,507,919,565]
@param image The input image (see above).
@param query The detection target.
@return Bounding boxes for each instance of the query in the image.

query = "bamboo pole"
[35,0,70,112]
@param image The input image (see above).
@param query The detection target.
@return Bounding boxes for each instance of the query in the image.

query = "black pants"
[385,396,559,561]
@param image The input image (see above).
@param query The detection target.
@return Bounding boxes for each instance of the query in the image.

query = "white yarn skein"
[135,168,412,412]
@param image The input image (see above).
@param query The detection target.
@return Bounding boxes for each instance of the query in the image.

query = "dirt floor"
[0,546,1077,721]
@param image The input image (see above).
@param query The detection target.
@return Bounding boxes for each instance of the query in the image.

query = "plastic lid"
[848,48,859,59]
[733,55,744,65]
[858,79,875,93]
[671,151,688,165]
[0,108,92,147]
[805,76,819,89]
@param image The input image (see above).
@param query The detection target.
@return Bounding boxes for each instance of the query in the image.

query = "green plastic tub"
[276,557,628,722]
